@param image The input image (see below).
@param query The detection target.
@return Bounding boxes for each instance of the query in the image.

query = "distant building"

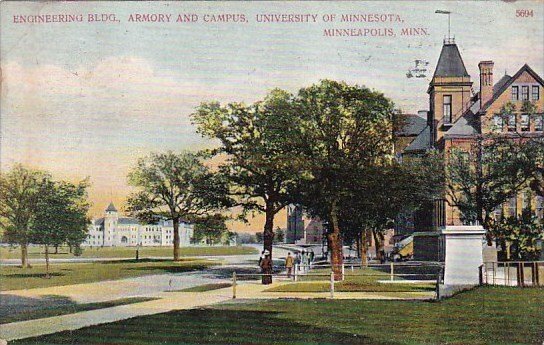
[83,202,194,247]
[285,204,326,245]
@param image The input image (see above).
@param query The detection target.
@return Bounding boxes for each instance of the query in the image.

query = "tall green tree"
[192,89,303,264]
[339,153,444,266]
[295,80,397,279]
[0,164,47,268]
[30,178,90,278]
[192,213,228,245]
[446,136,542,241]
[126,151,230,261]
[490,208,544,260]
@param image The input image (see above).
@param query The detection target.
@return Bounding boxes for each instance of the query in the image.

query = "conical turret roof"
[433,42,469,78]
[105,202,118,212]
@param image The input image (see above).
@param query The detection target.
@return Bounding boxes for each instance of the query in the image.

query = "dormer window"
[511,86,519,101]
[443,95,452,124]
[522,86,529,100]
[532,85,540,100]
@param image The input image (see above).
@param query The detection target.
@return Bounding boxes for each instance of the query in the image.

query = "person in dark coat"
[260,250,273,285]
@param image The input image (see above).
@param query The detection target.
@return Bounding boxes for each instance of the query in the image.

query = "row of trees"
[191,80,442,279]
[0,165,90,276]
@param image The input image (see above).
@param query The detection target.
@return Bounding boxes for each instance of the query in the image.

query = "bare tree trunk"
[54,245,59,254]
[45,245,50,279]
[173,218,180,261]
[356,232,361,259]
[263,207,275,260]
[372,229,385,261]
[20,242,30,269]
[360,229,369,268]
[328,201,344,281]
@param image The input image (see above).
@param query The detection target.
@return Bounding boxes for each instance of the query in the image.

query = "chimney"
[479,61,494,106]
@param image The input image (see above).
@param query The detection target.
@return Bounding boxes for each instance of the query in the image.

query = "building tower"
[104,202,119,246]
[427,38,473,147]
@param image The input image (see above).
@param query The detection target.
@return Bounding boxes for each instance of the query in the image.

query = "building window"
[511,86,519,101]
[522,86,529,100]
[507,114,516,132]
[535,115,543,131]
[508,196,517,217]
[443,95,452,124]
[521,191,531,210]
[521,114,529,131]
[532,85,540,100]
[537,196,544,219]
[492,116,503,132]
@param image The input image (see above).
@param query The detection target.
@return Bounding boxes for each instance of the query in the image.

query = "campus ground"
[1,259,214,291]
[10,286,544,345]
[0,245,258,260]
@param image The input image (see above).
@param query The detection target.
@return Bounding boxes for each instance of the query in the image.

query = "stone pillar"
[440,225,486,294]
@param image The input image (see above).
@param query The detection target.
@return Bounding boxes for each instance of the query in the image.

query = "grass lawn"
[0,245,257,260]
[12,286,544,345]
[0,297,157,324]
[267,268,436,293]
[0,259,212,291]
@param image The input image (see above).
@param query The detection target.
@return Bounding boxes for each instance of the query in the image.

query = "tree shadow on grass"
[126,265,210,274]
[0,294,75,321]
[4,272,65,279]
[12,309,402,345]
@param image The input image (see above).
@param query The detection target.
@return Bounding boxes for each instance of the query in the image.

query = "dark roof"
[105,202,118,212]
[119,217,139,225]
[403,126,431,153]
[444,110,479,137]
[493,74,511,94]
[433,43,469,78]
[397,114,427,136]
[481,64,544,112]
[94,218,105,226]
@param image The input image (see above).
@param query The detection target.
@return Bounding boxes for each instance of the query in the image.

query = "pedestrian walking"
[301,250,307,273]
[295,251,301,271]
[285,252,294,278]
[260,250,273,285]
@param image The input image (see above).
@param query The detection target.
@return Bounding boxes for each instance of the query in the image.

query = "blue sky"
[1,1,543,228]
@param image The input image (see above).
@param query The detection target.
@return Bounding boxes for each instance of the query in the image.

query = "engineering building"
[83,202,194,247]
[399,37,543,259]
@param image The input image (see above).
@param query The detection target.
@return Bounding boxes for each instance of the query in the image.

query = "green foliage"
[491,208,544,260]
[192,213,228,245]
[73,245,83,257]
[0,164,90,267]
[274,228,285,243]
[30,178,91,249]
[0,164,48,246]
[255,232,263,243]
[192,89,303,253]
[126,151,230,260]
[446,136,542,229]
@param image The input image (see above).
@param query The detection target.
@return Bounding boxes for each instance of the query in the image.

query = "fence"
[479,261,543,287]
[232,261,444,300]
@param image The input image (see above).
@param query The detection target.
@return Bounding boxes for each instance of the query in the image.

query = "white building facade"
[83,203,193,247]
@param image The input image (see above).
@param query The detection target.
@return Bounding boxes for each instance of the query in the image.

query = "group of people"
[258,249,317,284]
[284,250,315,278]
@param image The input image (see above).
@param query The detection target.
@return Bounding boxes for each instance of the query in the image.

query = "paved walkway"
[0,286,237,341]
